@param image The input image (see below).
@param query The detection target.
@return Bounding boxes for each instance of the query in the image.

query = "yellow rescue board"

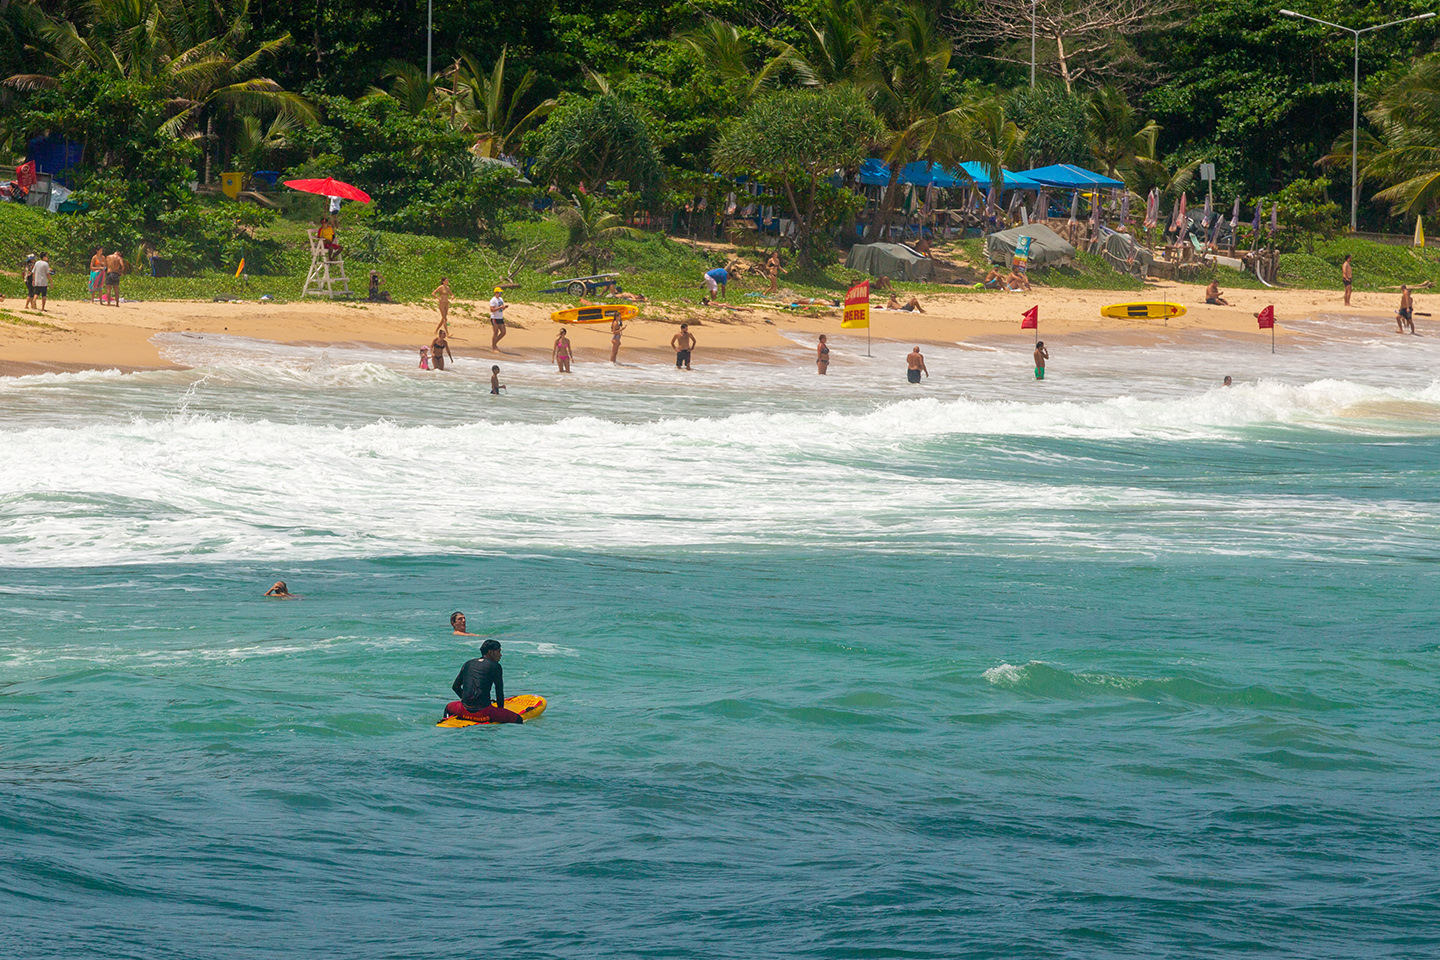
[1100,302,1187,320]
[436,694,547,727]
[551,305,638,324]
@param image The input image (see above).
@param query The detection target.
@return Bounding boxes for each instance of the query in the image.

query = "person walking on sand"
[817,334,830,375]
[23,254,36,309]
[1034,341,1049,380]
[105,249,125,306]
[433,278,452,333]
[431,330,453,370]
[1343,254,1353,306]
[89,247,105,303]
[610,313,624,363]
[672,323,696,370]
[906,346,928,383]
[489,287,507,350]
[553,328,573,372]
[1398,285,1414,334]
[31,253,51,311]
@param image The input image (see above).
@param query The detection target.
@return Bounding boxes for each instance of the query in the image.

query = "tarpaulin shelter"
[1021,164,1125,189]
[1095,229,1153,279]
[984,224,1075,269]
[845,242,936,280]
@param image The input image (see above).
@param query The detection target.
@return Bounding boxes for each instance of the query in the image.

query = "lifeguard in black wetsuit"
[446,639,524,723]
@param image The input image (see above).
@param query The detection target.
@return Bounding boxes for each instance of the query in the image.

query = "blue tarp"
[1021,164,1125,189]
[858,159,1042,190]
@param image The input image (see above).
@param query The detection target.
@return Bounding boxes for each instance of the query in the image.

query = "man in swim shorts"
[446,639,524,723]
[489,287,507,350]
[1204,280,1228,305]
[703,266,728,301]
[1397,284,1414,334]
[1034,341,1049,380]
[1342,254,1353,306]
[906,346,927,383]
[672,323,695,370]
[105,249,126,307]
[31,253,51,311]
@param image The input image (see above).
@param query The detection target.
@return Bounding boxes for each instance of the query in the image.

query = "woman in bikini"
[553,329,573,372]
[816,334,830,375]
[610,315,624,363]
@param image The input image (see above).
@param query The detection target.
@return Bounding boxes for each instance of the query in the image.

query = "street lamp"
[1280,8,1436,232]
[427,0,433,78]
[1031,0,1038,88]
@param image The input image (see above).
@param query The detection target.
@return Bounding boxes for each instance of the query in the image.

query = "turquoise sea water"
[3,323,1439,958]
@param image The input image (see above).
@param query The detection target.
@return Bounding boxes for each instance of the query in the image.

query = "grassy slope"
[7,203,1437,307]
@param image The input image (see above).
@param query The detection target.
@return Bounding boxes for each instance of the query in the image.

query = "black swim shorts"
[676,349,691,368]
[907,368,922,383]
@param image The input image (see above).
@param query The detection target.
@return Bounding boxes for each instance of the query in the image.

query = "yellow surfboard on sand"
[1100,302,1187,320]
[551,305,638,324]
[437,694,546,727]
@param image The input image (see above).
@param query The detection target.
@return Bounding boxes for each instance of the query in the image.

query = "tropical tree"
[1086,86,1161,180]
[549,191,635,274]
[678,19,803,101]
[713,85,881,266]
[527,92,665,198]
[864,2,972,239]
[452,48,557,159]
[6,0,314,181]
[363,60,448,118]
[1324,56,1440,218]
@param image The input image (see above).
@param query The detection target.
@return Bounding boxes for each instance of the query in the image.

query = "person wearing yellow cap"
[489,286,508,351]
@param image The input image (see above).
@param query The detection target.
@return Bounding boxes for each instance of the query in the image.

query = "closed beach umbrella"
[1203,190,1213,223]
[283,177,373,203]
[1091,190,1102,230]
[1270,202,1279,232]
[1173,192,1187,232]
[1120,192,1131,222]
[1232,197,1241,223]
[1144,188,1158,228]
[1036,189,1049,218]
[1069,190,1079,219]
[1210,214,1225,244]
[986,184,999,215]
[1252,200,1262,233]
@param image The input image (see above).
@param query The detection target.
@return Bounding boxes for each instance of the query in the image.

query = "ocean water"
[3,321,1439,959]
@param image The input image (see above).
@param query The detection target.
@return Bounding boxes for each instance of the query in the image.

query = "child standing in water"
[490,365,505,394]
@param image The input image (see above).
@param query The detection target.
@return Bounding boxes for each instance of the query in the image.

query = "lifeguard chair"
[303,227,352,298]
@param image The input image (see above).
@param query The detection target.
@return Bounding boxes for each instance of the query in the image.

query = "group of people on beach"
[20,248,125,311]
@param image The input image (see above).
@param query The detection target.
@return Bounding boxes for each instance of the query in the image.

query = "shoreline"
[0,280,1420,377]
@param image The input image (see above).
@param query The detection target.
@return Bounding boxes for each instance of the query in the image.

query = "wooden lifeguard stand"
[303,229,352,298]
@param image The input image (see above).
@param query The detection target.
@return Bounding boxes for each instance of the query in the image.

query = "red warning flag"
[15,161,36,190]
[1020,306,1038,330]
[1256,305,1275,329]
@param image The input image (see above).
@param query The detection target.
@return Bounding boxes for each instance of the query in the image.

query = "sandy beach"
[0,280,1419,376]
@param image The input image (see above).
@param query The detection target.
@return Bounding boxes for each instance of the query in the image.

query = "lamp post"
[427,0,433,78]
[1031,0,1038,88]
[1280,9,1435,233]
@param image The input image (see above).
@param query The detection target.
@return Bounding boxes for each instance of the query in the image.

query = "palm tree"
[451,48,557,159]
[363,60,448,118]
[864,2,973,239]
[678,19,804,100]
[1086,86,1161,181]
[551,191,635,274]
[1322,56,1440,217]
[7,0,314,182]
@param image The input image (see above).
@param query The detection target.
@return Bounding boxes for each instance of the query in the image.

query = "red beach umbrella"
[283,177,372,203]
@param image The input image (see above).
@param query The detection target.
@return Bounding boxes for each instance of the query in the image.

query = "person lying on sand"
[885,293,925,313]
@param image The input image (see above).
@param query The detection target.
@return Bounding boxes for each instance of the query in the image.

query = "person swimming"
[264,581,298,598]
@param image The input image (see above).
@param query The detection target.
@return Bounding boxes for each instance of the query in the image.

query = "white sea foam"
[2,335,1438,566]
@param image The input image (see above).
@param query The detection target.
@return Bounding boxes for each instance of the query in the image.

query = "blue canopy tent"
[1021,164,1125,189]
[858,159,1042,190]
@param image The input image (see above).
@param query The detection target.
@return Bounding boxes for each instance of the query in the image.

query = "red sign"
[842,281,870,329]
[1020,306,1038,330]
[15,162,36,190]
[1256,305,1275,329]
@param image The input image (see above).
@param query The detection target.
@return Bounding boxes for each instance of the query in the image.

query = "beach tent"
[858,159,960,188]
[951,162,1043,191]
[846,242,937,280]
[1095,229,1154,279]
[1022,164,1125,189]
[984,224,1075,269]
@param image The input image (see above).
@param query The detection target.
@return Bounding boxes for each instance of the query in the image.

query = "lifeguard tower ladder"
[303,229,352,298]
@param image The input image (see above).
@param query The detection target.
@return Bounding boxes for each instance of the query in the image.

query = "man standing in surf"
[1397,285,1415,334]
[1034,341,1049,380]
[447,640,524,723]
[672,323,695,370]
[1343,254,1353,306]
[906,346,927,383]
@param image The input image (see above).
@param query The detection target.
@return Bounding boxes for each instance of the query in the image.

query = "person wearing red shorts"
[446,639,524,723]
